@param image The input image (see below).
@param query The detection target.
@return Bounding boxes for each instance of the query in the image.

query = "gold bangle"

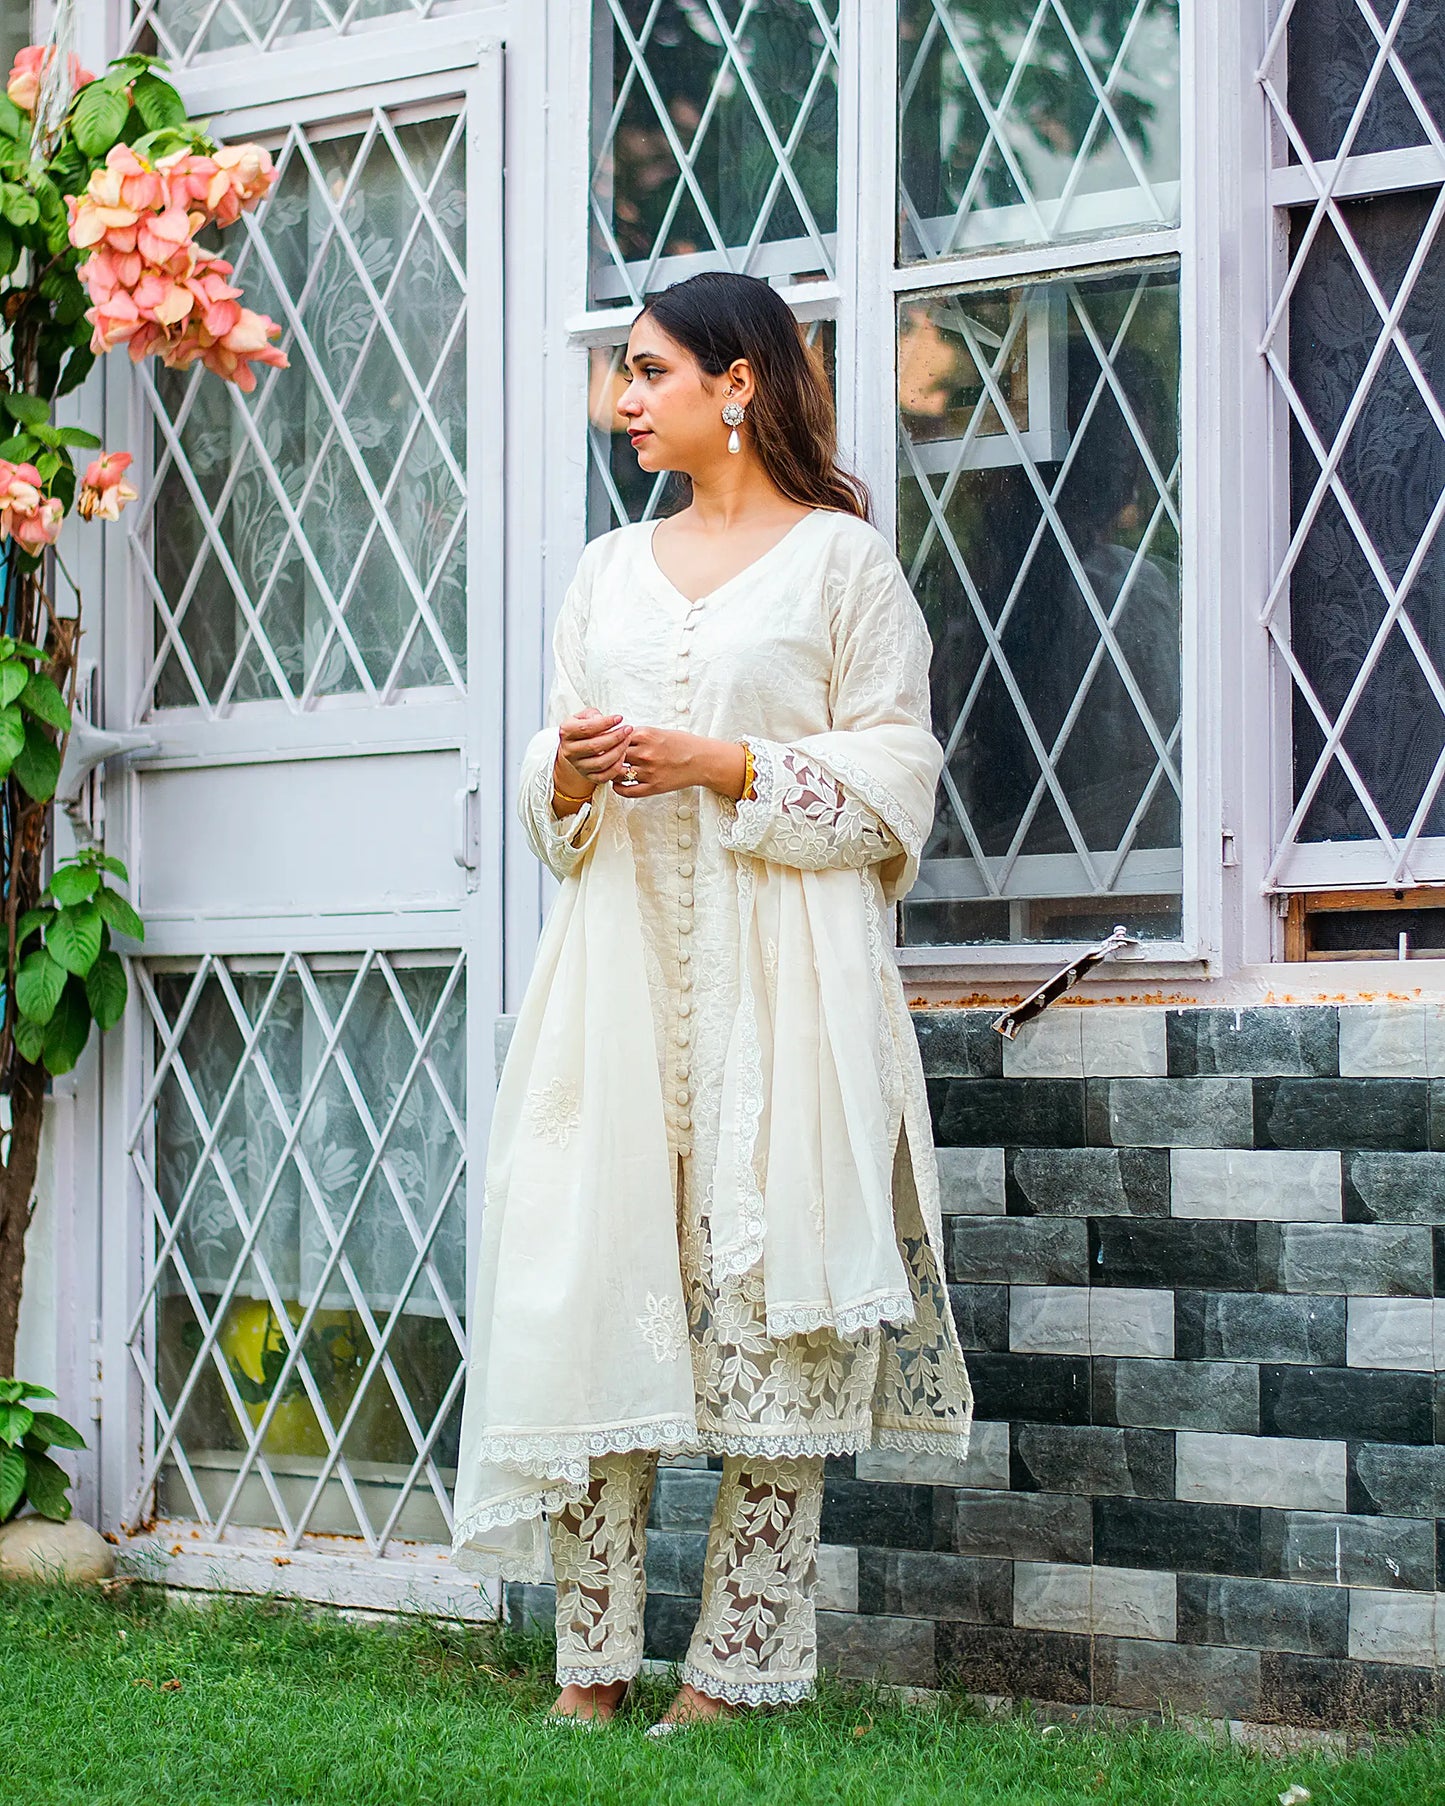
[741,741,756,802]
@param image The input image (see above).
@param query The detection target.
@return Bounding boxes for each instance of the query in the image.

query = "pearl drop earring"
[721,400,745,455]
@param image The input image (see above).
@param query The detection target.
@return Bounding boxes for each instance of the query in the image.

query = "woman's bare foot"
[654,1682,739,1727]
[550,1678,628,1721]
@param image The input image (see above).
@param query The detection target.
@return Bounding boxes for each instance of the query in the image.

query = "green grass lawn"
[3,1582,1443,1806]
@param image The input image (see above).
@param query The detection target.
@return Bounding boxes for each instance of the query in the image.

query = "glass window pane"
[897,0,1181,263]
[1286,0,1445,163]
[586,318,836,536]
[134,1,435,62]
[1285,191,1445,846]
[898,263,1183,946]
[145,956,467,1543]
[589,0,841,308]
[144,108,468,711]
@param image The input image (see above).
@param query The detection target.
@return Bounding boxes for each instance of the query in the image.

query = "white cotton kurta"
[452,507,972,1581]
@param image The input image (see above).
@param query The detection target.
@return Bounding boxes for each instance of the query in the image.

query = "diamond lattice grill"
[138,107,468,715]
[897,0,1181,262]
[1260,0,1445,886]
[589,0,841,308]
[127,0,440,63]
[898,265,1182,946]
[127,954,467,1550]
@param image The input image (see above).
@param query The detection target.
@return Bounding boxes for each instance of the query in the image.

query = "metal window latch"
[453,761,481,887]
[992,925,1142,1040]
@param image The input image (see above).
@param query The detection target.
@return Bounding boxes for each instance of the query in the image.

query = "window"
[127,0,443,63]
[1262,0,1445,894]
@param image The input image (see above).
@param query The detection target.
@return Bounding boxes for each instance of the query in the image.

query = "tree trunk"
[0,1062,48,1377]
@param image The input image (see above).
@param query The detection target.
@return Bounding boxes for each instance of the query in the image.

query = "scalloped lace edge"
[681,1664,814,1706]
[556,1663,638,1687]
[872,1424,973,1455]
[802,745,924,865]
[766,1290,914,1340]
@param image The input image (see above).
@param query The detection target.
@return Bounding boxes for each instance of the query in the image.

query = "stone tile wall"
[506,1003,1445,1728]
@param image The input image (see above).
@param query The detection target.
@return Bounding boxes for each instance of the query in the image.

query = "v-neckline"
[644,508,822,606]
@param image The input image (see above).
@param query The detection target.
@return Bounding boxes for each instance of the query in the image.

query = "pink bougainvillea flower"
[165,305,289,392]
[77,451,138,523]
[0,461,63,553]
[205,143,278,225]
[6,44,94,113]
[135,204,194,269]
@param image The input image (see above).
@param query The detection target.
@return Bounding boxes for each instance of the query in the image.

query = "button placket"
[673,606,697,1129]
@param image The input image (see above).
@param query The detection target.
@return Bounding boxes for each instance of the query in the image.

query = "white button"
[680,891,694,908]
[676,1086,689,1106]
[677,1114,691,1131]
[680,918,693,936]
[679,948,692,965]
[679,834,693,849]
[678,998,692,1016]
[679,862,694,878]
[675,1028,689,1047]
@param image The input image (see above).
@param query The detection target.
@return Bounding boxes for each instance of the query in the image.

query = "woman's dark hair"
[638,271,870,521]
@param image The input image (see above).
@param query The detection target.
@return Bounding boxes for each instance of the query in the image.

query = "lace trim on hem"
[556,1663,638,1687]
[766,1290,915,1340]
[449,1542,546,1584]
[693,1426,872,1458]
[470,1419,698,1476]
[681,1664,814,1707]
[872,1423,973,1456]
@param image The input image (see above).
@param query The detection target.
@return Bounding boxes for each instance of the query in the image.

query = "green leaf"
[98,853,129,880]
[48,862,99,906]
[14,1382,56,1401]
[0,1403,34,1444]
[15,949,66,1025]
[47,903,102,977]
[132,71,189,133]
[0,702,24,769]
[13,1013,47,1064]
[72,84,130,159]
[0,659,28,707]
[15,906,53,949]
[85,950,127,1032]
[18,671,71,732]
[21,1448,71,1520]
[0,1380,22,1402]
[1,393,49,428]
[12,720,60,801]
[94,886,144,943]
[0,95,26,143]
[43,978,92,1077]
[0,181,39,228]
[28,1411,86,1452]
[56,346,95,400]
[0,435,37,462]
[0,221,17,281]
[34,450,60,482]
[54,426,101,449]
[0,1447,24,1519]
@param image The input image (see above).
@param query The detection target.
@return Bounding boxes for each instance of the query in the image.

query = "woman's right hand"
[554,709,632,808]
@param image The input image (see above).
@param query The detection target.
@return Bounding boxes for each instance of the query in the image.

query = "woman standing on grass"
[450,271,971,1730]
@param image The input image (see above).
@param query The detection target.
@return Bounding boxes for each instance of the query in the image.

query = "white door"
[97,43,504,1609]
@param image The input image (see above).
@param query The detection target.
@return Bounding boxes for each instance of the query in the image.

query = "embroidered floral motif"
[525,1078,581,1147]
[638,1291,687,1362]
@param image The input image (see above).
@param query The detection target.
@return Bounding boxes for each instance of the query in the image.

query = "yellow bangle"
[741,741,756,802]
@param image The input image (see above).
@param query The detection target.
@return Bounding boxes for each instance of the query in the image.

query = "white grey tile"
[1010,1286,1090,1354]
[1339,1003,1429,1079]
[1347,1589,1441,1668]
[856,1420,1010,1490]
[815,1544,858,1612]
[936,1146,1006,1215]
[1091,1564,1177,1640]
[1081,1008,1168,1077]
[1347,1297,1437,1372]
[1002,1010,1085,1079]
[1176,1432,1347,1512]
[1089,1288,1174,1358]
[1013,1562,1175,1640]
[1427,1002,1445,1080]
[1171,1149,1341,1221]
[1013,1560,1092,1633]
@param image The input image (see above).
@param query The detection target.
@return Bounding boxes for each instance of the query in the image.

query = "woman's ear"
[724,358,755,408]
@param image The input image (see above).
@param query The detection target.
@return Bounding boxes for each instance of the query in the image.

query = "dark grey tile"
[644,1593,699,1663]
[1167,1007,1339,1079]
[1087,1078,1254,1148]
[1254,1079,1430,1152]
[1347,1444,1445,1517]
[1343,1152,1445,1224]
[644,1530,707,1597]
[1272,1224,1436,1296]
[1174,1291,1346,1364]
[965,1353,1090,1425]
[857,1549,1012,1624]
[1093,1357,1260,1434]
[935,1624,1091,1704]
[649,1470,721,1531]
[930,1078,1086,1148]
[1005,1146,1170,1217]
[913,1011,1002,1078]
[1261,1365,1435,1445]
[948,1217,1089,1285]
[1177,1574,1347,1657]
[1261,1510,1437,1591]
[504,1581,555,1636]
[1092,1497,1262,1576]
[1259,1652,1444,1730]
[816,1611,936,1687]
[953,1489,1092,1563]
[1011,1424,1174,1497]
[1090,1219,1258,1290]
[1094,1637,1261,1718]
[1431,1080,1445,1152]
[821,1479,950,1551]
[947,1283,1010,1352]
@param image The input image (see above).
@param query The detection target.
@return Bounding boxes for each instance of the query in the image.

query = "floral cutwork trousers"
[549,1451,826,1705]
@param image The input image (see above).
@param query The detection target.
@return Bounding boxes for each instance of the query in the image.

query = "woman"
[451,271,971,1728]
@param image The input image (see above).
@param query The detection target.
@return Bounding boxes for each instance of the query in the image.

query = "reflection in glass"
[1286,0,1445,163]
[897,264,1183,945]
[898,0,1181,262]
[1286,191,1445,845]
[140,0,426,61]
[589,0,840,307]
[148,111,468,710]
[148,958,466,1541]
[586,319,836,537]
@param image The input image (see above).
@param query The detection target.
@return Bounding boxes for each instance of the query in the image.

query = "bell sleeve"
[717,550,943,895]
[518,571,610,881]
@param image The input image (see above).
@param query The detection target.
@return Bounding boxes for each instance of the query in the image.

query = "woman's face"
[617,316,744,475]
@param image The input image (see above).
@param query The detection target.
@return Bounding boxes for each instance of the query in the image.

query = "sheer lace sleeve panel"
[518,573,608,881]
[718,738,903,871]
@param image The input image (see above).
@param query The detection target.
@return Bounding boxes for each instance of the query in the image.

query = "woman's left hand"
[613,727,746,801]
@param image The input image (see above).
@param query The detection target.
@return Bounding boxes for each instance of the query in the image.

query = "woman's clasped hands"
[554,709,748,807]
